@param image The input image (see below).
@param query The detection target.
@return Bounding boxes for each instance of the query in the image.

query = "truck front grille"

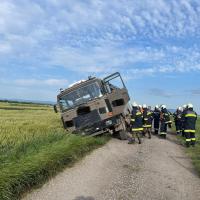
[73,109,101,129]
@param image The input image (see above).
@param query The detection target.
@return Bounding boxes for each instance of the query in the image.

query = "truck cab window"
[103,72,126,93]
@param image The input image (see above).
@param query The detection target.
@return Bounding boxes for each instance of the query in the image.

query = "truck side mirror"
[53,104,58,113]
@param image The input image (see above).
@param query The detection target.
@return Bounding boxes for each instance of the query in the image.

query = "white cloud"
[1,0,200,53]
[0,0,200,90]
[0,42,12,54]
[0,78,68,87]
[49,43,166,74]
[148,88,174,98]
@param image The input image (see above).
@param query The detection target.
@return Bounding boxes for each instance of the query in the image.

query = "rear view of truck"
[54,72,132,139]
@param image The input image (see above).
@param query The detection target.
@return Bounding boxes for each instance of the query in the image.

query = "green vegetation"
[185,117,200,175]
[174,117,200,175]
[0,102,109,200]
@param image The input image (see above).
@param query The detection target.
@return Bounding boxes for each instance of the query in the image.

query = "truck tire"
[118,116,128,140]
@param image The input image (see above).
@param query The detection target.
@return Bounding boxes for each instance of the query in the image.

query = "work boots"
[186,142,190,148]
[128,138,135,144]
[148,131,151,139]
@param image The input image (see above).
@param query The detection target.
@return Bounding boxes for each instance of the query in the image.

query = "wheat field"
[0,102,108,200]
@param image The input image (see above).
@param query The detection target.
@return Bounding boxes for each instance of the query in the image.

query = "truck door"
[103,72,130,116]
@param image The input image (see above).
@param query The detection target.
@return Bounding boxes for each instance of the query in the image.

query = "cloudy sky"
[0,0,200,110]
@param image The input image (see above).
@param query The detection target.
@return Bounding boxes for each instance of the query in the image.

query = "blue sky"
[0,0,200,110]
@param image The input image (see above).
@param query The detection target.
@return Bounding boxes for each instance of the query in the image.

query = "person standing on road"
[153,105,160,135]
[183,103,197,147]
[173,107,183,135]
[160,105,171,138]
[128,102,142,144]
[142,104,153,139]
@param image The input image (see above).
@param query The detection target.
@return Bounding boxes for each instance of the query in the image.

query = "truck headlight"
[106,120,112,126]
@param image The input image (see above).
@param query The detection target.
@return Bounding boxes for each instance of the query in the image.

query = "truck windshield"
[59,82,102,111]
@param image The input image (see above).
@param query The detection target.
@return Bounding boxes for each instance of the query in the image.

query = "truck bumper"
[74,117,118,135]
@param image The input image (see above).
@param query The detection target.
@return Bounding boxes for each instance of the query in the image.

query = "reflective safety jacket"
[181,109,188,129]
[143,108,153,128]
[173,110,182,123]
[160,108,171,123]
[153,109,160,122]
[183,109,197,133]
[130,107,143,132]
[173,110,182,132]
[153,109,160,129]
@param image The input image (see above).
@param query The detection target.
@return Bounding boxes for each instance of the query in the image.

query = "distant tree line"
[0,99,52,106]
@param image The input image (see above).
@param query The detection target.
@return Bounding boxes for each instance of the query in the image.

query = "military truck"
[54,72,132,139]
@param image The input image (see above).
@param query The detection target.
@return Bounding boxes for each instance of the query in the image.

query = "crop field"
[0,102,108,200]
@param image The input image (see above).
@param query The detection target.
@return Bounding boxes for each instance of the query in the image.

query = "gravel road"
[23,133,200,200]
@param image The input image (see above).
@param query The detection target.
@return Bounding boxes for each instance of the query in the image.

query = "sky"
[0,0,200,111]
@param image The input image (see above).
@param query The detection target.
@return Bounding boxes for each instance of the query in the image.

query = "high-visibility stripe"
[131,119,135,122]
[144,118,148,120]
[136,112,142,115]
[184,130,196,133]
[132,128,143,131]
[191,138,196,141]
[160,132,166,135]
[185,114,197,117]
[186,139,191,142]
[143,125,152,128]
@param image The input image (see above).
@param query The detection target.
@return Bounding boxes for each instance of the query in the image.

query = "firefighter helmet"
[178,107,182,111]
[143,104,147,108]
[132,102,138,107]
[161,105,166,109]
[183,104,187,109]
[187,103,193,108]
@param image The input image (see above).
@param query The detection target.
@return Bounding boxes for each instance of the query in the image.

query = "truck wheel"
[118,116,128,140]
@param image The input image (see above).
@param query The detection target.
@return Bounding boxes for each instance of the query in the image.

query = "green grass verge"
[174,117,200,175]
[0,102,109,200]
[185,117,200,175]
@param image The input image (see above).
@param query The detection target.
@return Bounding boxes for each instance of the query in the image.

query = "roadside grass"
[0,102,109,200]
[185,117,200,175]
[173,117,200,175]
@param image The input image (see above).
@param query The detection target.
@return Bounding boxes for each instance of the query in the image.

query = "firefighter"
[160,105,171,138]
[183,103,197,147]
[142,104,153,139]
[153,105,160,134]
[128,102,142,144]
[173,107,182,135]
[138,104,143,113]
[167,112,173,129]
[181,104,187,137]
